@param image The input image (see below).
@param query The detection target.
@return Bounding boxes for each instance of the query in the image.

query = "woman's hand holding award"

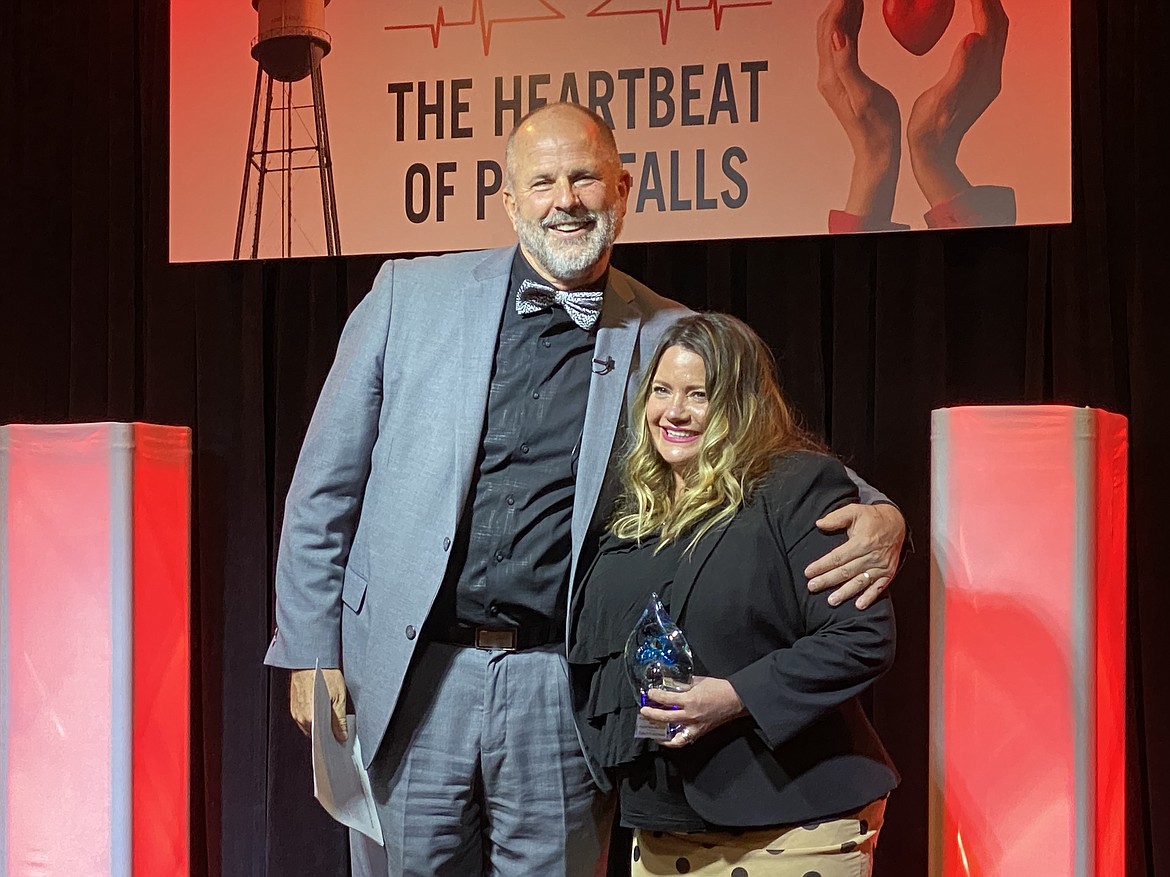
[624,593,693,741]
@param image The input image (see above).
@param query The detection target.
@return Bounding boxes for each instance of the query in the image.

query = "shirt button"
[489,602,500,617]
[495,551,504,563]
[442,537,451,551]
[541,339,551,348]
[405,625,416,640]
[505,495,515,506]
[520,443,530,454]
[532,391,540,400]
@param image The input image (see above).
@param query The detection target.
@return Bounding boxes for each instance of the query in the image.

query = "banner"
[170,0,1071,262]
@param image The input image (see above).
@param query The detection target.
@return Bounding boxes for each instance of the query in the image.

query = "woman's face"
[645,345,709,482]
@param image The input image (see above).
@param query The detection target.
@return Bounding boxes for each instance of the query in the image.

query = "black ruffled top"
[570,529,722,831]
[568,530,687,772]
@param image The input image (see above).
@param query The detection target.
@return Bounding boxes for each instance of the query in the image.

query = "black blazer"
[580,451,899,827]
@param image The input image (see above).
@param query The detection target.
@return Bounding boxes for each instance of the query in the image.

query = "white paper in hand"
[311,666,384,844]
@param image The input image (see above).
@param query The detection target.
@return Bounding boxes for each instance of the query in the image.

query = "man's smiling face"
[503,105,631,290]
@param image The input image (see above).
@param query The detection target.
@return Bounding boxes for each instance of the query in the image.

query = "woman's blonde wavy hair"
[611,313,824,552]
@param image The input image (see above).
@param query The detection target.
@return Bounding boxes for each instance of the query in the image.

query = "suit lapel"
[453,248,512,506]
[570,271,643,573]
[666,522,731,621]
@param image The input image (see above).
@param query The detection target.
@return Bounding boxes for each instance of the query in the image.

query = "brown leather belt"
[429,622,561,651]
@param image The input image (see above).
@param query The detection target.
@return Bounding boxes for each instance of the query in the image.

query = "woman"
[569,313,898,876]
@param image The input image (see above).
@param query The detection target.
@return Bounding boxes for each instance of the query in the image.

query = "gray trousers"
[350,640,611,877]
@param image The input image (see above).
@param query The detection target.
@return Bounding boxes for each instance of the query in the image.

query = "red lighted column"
[1,423,191,877]
[930,406,1126,876]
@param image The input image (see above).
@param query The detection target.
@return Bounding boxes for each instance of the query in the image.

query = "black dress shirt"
[428,252,602,634]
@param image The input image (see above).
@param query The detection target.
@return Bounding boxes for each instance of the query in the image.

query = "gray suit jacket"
[264,246,688,766]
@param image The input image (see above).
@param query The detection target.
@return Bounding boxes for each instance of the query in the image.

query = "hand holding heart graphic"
[816,0,903,224]
[818,0,1010,227]
[907,0,1009,207]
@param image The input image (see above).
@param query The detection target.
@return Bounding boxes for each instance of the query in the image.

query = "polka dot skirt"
[629,798,886,877]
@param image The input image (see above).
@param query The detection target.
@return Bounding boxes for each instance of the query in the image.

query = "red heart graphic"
[883,0,956,56]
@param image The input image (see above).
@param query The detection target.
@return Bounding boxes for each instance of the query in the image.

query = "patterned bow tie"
[515,279,604,331]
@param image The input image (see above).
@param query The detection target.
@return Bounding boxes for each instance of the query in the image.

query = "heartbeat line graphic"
[587,0,772,45]
[385,1,565,56]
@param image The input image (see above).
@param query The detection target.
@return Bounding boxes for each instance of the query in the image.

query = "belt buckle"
[474,627,517,651]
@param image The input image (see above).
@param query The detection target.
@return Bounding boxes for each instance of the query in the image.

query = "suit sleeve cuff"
[726,661,786,749]
[263,627,342,670]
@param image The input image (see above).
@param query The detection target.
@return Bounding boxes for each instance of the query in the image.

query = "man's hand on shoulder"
[805,503,907,609]
[289,667,349,743]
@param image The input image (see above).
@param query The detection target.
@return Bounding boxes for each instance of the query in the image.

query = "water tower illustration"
[234,0,341,259]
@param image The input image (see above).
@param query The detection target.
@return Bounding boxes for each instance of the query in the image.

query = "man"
[264,102,906,876]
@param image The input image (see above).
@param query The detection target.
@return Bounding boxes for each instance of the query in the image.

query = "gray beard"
[515,208,621,285]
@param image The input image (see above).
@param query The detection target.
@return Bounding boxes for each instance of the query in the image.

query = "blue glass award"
[624,592,693,740]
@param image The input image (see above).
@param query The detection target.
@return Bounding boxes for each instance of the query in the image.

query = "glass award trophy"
[624,592,694,741]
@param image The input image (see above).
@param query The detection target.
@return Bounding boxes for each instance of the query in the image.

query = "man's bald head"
[504,103,621,187]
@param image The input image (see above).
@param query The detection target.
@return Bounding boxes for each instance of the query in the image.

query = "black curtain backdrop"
[1,1,1165,874]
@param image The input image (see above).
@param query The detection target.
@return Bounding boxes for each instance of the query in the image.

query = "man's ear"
[502,188,517,226]
[618,168,632,200]
[615,168,633,213]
